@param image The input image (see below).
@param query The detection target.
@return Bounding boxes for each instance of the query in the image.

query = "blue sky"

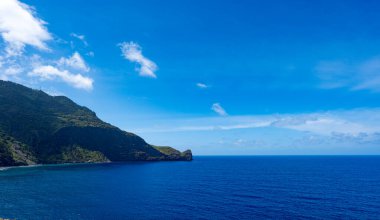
[1,0,380,154]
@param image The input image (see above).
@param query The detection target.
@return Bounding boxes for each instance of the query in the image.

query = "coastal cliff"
[0,80,192,167]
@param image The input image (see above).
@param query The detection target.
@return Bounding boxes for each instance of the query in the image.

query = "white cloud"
[86,51,94,57]
[353,57,380,91]
[270,114,373,135]
[70,33,88,46]
[0,0,52,56]
[0,1,95,92]
[58,52,90,72]
[29,65,93,90]
[196,83,209,89]
[130,108,380,153]
[316,56,380,92]
[130,108,380,154]
[119,41,157,78]
[134,108,380,136]
[211,103,228,116]
[4,65,23,76]
[43,88,65,96]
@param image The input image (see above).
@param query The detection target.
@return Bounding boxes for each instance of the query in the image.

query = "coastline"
[0,157,194,171]
[0,161,112,171]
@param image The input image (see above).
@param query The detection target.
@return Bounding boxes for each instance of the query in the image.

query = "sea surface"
[1,156,380,219]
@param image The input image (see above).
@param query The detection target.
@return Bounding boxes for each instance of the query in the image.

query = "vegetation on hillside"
[0,80,192,166]
[153,146,193,161]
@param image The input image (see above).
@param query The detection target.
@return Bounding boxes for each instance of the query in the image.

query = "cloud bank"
[135,108,380,135]
[133,108,380,152]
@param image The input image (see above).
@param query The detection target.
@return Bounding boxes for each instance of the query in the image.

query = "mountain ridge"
[0,80,192,167]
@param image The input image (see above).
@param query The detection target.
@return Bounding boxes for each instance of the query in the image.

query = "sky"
[1,0,380,155]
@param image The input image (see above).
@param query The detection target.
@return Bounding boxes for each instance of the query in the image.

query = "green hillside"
[0,80,192,166]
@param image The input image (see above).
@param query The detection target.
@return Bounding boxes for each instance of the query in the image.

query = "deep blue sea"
[1,156,380,219]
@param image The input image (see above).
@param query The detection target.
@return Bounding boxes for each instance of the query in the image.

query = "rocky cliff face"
[0,80,192,167]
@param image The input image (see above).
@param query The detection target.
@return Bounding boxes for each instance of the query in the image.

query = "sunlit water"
[1,156,380,219]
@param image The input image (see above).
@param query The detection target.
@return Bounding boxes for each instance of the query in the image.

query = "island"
[0,80,192,167]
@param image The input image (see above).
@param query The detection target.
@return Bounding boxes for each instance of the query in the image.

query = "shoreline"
[0,161,112,171]
[0,158,194,171]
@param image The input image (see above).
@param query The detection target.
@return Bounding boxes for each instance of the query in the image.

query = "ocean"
[0,156,380,219]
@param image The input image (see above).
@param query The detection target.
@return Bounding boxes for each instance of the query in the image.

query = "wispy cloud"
[86,51,94,57]
[0,0,52,56]
[316,56,380,92]
[119,41,157,78]
[130,108,380,153]
[211,103,228,116]
[58,52,90,72]
[0,65,23,80]
[70,33,88,46]
[4,66,22,75]
[134,108,380,136]
[196,82,209,89]
[29,65,93,91]
[42,87,65,96]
